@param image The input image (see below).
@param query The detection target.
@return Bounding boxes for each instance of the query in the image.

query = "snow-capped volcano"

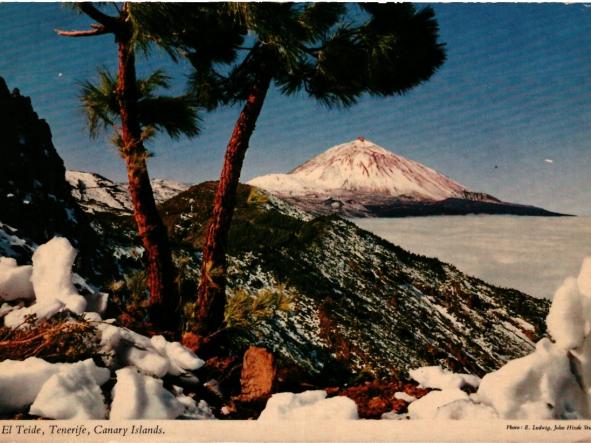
[248,138,565,217]
[249,138,468,201]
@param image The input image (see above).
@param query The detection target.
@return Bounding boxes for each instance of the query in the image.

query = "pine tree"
[57,3,200,332]
[183,3,447,337]
[116,3,447,338]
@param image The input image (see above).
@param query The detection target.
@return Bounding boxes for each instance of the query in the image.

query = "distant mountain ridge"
[248,138,567,217]
[66,170,189,214]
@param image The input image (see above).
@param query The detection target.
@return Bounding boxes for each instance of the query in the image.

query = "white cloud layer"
[356,215,591,299]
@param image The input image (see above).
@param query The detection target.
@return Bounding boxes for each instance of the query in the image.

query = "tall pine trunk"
[117,28,179,332]
[196,71,272,336]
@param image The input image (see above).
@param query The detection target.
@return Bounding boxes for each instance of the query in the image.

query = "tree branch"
[78,2,121,30]
[55,26,110,38]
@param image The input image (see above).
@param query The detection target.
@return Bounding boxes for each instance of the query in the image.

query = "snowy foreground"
[0,237,591,420]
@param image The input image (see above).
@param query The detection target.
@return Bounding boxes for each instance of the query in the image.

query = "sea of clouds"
[355,215,591,300]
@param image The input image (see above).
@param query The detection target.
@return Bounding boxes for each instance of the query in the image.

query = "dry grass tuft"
[0,312,101,363]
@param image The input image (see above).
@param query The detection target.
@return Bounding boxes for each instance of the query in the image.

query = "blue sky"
[0,3,590,215]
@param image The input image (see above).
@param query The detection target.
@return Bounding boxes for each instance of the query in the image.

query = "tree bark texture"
[195,71,272,335]
[117,28,179,332]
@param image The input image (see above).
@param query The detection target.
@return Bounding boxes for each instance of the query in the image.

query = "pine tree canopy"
[145,3,446,108]
[80,68,199,144]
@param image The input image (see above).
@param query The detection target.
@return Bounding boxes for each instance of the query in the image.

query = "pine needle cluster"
[224,284,294,329]
[80,69,199,150]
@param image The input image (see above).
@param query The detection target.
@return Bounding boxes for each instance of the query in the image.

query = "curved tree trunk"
[117,27,179,333]
[195,71,272,336]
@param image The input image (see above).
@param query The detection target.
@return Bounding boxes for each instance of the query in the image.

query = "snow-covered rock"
[406,388,497,419]
[476,258,591,419]
[258,390,358,420]
[1,237,107,325]
[0,257,34,301]
[96,322,203,377]
[29,359,110,419]
[124,346,171,378]
[110,367,184,419]
[477,337,585,419]
[409,366,480,390]
[546,278,585,350]
[3,237,87,327]
[97,322,170,377]
[0,358,61,414]
[0,302,21,318]
[150,335,204,376]
[30,237,86,314]
[0,358,109,416]
[172,386,215,420]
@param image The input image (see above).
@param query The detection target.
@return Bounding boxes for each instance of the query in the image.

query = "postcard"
[0,2,590,442]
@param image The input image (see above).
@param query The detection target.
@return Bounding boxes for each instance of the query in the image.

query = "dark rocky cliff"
[0,77,102,276]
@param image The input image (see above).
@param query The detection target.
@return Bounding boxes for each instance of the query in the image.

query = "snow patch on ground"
[477,338,583,419]
[3,237,88,327]
[258,391,358,420]
[0,358,109,416]
[431,399,498,419]
[172,386,215,420]
[407,389,468,419]
[110,367,184,419]
[0,237,208,420]
[0,358,61,414]
[29,359,110,419]
[409,366,480,390]
[30,237,87,314]
[95,320,204,377]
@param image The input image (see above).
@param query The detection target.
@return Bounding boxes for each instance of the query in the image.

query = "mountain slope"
[66,170,189,214]
[248,138,566,217]
[0,171,550,383]
[90,182,550,382]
